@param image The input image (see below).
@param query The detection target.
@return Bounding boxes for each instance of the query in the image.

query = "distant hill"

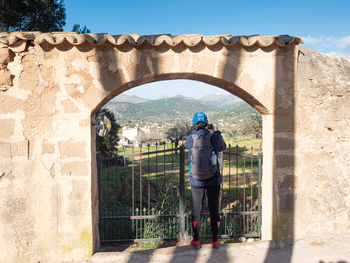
[103,94,257,127]
[110,94,149,104]
[200,94,242,109]
[105,95,220,125]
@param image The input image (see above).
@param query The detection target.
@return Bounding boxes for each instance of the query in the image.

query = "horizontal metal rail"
[101,211,260,220]
[223,151,261,159]
[102,233,261,244]
[98,148,181,161]
[98,148,262,161]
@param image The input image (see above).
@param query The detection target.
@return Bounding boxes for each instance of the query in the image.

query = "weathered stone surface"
[22,117,53,140]
[59,139,87,159]
[0,68,13,85]
[294,47,350,239]
[0,119,15,140]
[1,33,350,263]
[62,99,79,113]
[60,161,89,176]
[0,94,24,113]
[42,140,55,154]
[0,47,14,65]
[0,142,11,158]
[19,53,39,91]
[275,154,294,169]
[11,140,28,158]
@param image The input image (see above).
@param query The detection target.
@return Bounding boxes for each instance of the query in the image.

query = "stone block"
[274,112,295,133]
[68,180,88,217]
[60,161,89,176]
[22,117,53,140]
[11,140,28,158]
[64,83,82,98]
[62,99,79,113]
[59,139,87,159]
[8,40,27,53]
[0,48,13,64]
[0,142,11,159]
[0,95,24,114]
[278,174,295,189]
[0,119,15,140]
[7,198,27,214]
[275,154,294,168]
[278,192,294,213]
[81,87,105,110]
[19,54,39,91]
[275,137,294,151]
[42,140,55,154]
[40,87,58,115]
[0,69,13,86]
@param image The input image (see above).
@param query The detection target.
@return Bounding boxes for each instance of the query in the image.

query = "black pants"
[191,185,220,241]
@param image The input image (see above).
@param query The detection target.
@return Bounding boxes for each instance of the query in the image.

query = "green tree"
[242,112,262,139]
[0,0,66,32]
[96,109,121,157]
[71,24,90,34]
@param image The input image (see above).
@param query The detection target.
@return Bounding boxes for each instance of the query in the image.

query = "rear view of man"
[185,112,226,249]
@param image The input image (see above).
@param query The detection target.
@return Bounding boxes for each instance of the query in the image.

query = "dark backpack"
[190,133,217,180]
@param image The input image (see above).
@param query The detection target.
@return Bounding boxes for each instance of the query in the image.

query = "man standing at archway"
[185,112,226,249]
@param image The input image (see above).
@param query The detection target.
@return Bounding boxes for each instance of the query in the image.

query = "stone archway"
[0,32,302,262]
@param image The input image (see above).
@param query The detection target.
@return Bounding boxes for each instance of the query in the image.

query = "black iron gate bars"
[97,143,262,243]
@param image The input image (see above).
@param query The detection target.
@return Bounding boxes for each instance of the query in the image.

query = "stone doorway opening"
[93,79,264,250]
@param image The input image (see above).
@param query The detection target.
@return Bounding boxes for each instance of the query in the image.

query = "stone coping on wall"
[0,32,303,48]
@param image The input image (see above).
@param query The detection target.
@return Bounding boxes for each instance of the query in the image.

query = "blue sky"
[64,0,350,99]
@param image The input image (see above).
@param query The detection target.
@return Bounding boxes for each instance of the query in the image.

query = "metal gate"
[98,143,262,243]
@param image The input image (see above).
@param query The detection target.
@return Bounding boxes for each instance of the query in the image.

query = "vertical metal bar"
[258,148,262,237]
[250,147,253,212]
[143,208,146,239]
[147,144,150,212]
[140,145,142,215]
[107,158,110,241]
[163,142,166,185]
[97,156,102,242]
[243,155,246,211]
[179,145,185,241]
[171,142,174,180]
[123,147,131,239]
[123,147,126,216]
[135,208,139,239]
[236,145,239,213]
[228,145,231,206]
[132,146,135,232]
[156,143,158,196]
[115,156,118,239]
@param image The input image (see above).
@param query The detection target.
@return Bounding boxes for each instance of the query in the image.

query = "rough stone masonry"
[0,32,349,263]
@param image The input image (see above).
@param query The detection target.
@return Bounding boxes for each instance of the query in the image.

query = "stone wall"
[0,32,349,262]
[0,39,95,263]
[294,48,350,237]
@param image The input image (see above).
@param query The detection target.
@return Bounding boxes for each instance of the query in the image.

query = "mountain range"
[104,93,256,127]
[111,93,242,109]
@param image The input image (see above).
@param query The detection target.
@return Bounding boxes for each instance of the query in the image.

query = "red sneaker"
[211,239,220,249]
[191,239,201,249]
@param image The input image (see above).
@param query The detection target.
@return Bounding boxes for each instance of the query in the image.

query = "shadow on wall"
[262,40,297,263]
